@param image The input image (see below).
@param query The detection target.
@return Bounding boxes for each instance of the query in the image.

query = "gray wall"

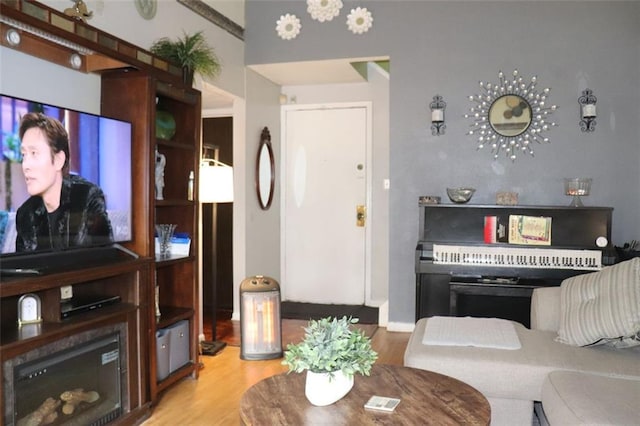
[245,70,282,279]
[245,1,640,325]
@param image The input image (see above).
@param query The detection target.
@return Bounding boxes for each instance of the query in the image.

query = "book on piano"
[509,215,552,245]
[484,215,552,246]
[484,215,509,244]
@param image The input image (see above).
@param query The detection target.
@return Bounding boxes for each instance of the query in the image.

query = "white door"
[282,103,371,305]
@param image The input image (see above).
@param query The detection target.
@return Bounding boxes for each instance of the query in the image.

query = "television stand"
[0,245,152,425]
[1,245,141,276]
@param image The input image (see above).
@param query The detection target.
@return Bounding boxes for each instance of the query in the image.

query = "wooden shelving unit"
[101,71,202,402]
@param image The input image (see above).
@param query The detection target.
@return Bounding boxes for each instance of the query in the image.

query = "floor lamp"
[199,158,234,356]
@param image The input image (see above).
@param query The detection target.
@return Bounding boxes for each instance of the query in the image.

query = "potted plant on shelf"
[150,30,221,86]
[282,316,378,406]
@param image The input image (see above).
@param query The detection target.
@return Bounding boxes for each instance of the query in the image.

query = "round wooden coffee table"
[240,364,490,425]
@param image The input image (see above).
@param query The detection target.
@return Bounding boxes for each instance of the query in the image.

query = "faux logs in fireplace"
[3,324,128,426]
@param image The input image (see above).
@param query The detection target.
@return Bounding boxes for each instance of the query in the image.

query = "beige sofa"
[404,282,640,425]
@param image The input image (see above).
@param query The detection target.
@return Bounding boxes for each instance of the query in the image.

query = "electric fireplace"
[3,324,128,426]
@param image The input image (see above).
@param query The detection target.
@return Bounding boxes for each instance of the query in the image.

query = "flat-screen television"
[0,94,132,259]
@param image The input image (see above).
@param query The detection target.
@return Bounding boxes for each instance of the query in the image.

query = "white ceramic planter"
[305,370,354,406]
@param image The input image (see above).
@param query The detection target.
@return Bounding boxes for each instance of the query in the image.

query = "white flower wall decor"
[346,7,373,34]
[276,14,302,40]
[307,0,343,22]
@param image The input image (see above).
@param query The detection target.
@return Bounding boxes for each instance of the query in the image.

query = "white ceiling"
[249,58,373,86]
[201,57,387,110]
[201,82,235,110]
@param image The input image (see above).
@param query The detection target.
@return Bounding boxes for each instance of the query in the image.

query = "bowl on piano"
[446,187,476,204]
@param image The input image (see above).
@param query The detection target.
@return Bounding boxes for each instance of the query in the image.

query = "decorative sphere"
[156,110,176,140]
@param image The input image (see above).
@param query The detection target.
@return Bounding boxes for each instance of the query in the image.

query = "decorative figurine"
[64,0,93,22]
[155,149,166,200]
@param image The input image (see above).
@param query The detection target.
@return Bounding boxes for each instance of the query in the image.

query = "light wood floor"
[141,319,410,426]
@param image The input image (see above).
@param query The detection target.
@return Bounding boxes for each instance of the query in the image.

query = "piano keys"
[431,244,602,270]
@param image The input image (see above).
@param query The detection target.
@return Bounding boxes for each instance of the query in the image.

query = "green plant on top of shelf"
[150,31,221,85]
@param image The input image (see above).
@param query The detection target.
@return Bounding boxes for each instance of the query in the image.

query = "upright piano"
[415,204,615,327]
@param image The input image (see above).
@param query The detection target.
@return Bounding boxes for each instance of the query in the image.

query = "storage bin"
[167,320,190,373]
[155,328,170,381]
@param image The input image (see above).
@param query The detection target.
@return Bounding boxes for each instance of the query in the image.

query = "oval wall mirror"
[256,127,275,210]
[488,94,532,137]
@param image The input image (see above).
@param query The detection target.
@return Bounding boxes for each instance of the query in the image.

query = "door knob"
[356,205,366,227]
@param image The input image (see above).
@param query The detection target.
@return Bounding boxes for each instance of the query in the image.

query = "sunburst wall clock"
[465,69,557,161]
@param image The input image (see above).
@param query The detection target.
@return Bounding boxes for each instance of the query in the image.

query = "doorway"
[281,102,372,305]
[202,117,233,320]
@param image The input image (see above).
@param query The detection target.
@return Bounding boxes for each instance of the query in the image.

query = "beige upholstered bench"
[541,371,640,425]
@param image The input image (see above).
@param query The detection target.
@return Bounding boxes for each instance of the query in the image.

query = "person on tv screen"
[15,112,113,252]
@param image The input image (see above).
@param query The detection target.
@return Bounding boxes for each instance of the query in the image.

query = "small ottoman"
[541,371,640,425]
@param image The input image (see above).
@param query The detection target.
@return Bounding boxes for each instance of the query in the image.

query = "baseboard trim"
[386,321,416,333]
[378,300,389,327]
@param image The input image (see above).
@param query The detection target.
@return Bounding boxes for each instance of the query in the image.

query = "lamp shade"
[200,162,234,203]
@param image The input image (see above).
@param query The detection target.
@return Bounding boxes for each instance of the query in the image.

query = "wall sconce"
[579,89,597,132]
[430,95,446,136]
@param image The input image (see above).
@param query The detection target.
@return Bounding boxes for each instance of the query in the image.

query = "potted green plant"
[282,316,378,406]
[150,31,221,86]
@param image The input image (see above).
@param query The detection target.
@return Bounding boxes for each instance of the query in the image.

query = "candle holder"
[578,89,597,132]
[430,95,446,136]
[564,178,592,207]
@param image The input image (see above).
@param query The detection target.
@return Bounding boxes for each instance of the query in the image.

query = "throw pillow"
[556,257,640,347]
